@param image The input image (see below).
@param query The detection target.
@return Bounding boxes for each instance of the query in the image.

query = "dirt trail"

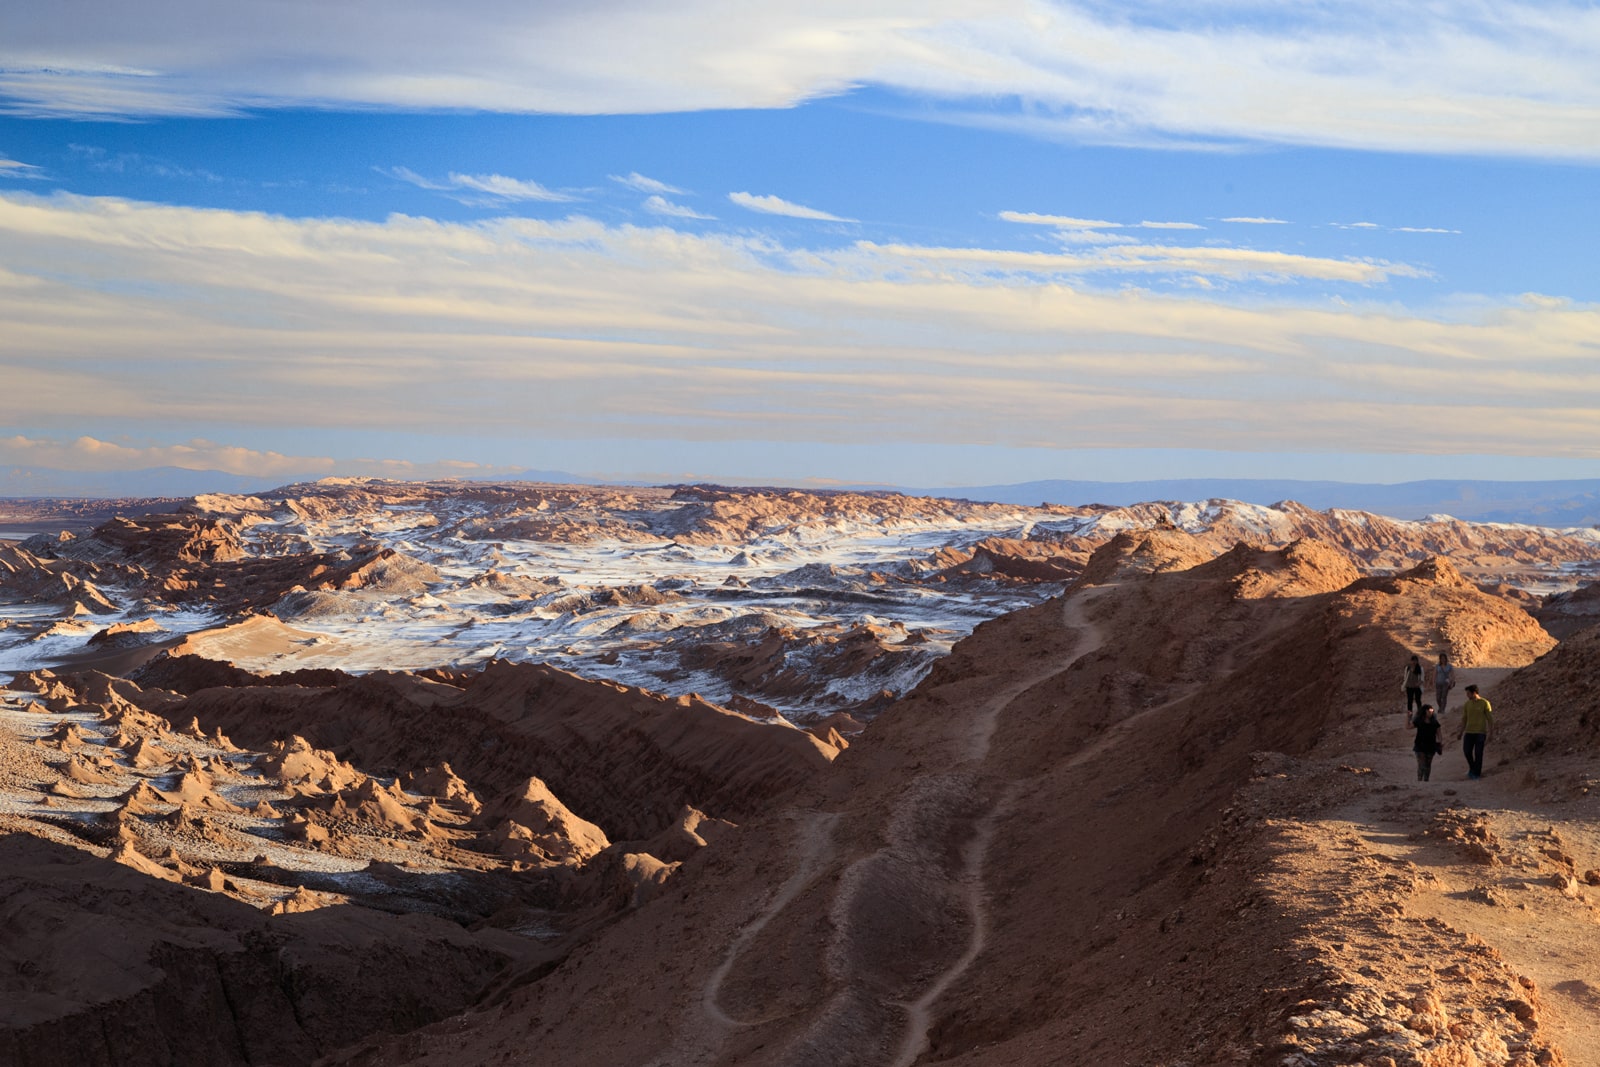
[677,586,1109,1066]
[701,810,843,1031]
[882,585,1112,1066]
[1283,666,1600,1067]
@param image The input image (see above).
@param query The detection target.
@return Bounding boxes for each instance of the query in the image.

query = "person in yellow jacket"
[1459,683,1493,779]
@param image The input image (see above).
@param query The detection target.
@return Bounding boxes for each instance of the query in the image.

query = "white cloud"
[0,156,42,177]
[1137,221,1203,230]
[1222,217,1290,225]
[1334,221,1383,229]
[67,144,221,182]
[0,433,333,477]
[1053,229,1139,246]
[4,3,1600,158]
[1000,211,1121,229]
[854,241,1424,284]
[1394,226,1462,235]
[0,191,1593,464]
[0,433,521,480]
[644,195,714,220]
[729,191,855,222]
[611,172,684,195]
[385,166,574,204]
[447,172,572,203]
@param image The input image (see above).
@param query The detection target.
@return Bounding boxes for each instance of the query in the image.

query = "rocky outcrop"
[0,836,532,1067]
[165,659,836,842]
[1537,580,1600,641]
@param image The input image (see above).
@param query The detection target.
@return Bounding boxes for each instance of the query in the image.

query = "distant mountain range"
[4,467,1598,528]
[900,478,1600,527]
[0,466,598,499]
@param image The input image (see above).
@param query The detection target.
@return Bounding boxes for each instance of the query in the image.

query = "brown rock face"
[477,776,611,864]
[168,660,835,842]
[1493,624,1600,755]
[1538,580,1600,640]
[0,835,534,1067]
[1074,526,1217,585]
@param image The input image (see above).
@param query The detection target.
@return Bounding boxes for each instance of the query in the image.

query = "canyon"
[2,480,1598,1065]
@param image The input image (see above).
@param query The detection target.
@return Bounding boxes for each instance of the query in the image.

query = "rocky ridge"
[325,529,1595,1067]
[5,480,1599,722]
[3,483,1600,1065]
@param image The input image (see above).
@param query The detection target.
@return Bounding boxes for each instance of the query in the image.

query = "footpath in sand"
[1261,666,1600,1067]
[689,586,1112,1067]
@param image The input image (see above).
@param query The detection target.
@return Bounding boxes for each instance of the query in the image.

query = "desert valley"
[0,480,1597,1065]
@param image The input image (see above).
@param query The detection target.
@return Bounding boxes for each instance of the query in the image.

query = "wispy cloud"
[1295,218,1458,234]
[1222,217,1290,225]
[1137,221,1203,230]
[611,172,684,195]
[1000,212,1121,229]
[4,4,1599,159]
[729,191,855,222]
[0,433,332,477]
[0,433,519,480]
[2,191,1586,465]
[447,172,573,203]
[384,166,575,205]
[0,156,43,178]
[67,143,221,182]
[644,195,714,220]
[1053,230,1139,246]
[855,241,1423,284]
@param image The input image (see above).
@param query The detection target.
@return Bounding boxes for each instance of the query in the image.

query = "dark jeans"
[1406,687,1423,713]
[1463,732,1487,777]
[1415,750,1435,781]
[1435,685,1451,712]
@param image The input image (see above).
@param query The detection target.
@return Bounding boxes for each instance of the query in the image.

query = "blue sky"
[2,2,1597,488]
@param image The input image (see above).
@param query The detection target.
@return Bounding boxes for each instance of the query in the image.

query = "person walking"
[1412,703,1442,781]
[1402,655,1425,717]
[1460,683,1494,779]
[1432,651,1456,715]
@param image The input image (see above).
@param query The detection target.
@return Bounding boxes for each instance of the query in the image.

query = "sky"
[1,1,1598,490]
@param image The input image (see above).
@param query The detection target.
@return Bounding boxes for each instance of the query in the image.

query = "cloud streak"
[611,172,684,195]
[0,433,521,480]
[855,241,1422,284]
[0,156,42,177]
[1000,211,1121,229]
[0,433,333,477]
[729,192,855,222]
[644,195,714,220]
[6,3,1598,158]
[385,166,575,205]
[0,191,1594,466]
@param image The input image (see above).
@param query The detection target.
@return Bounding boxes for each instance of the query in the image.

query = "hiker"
[1402,655,1425,717]
[1431,651,1455,714]
[1459,683,1494,779]
[1412,703,1442,781]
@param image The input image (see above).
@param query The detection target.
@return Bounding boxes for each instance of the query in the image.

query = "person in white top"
[1431,651,1455,714]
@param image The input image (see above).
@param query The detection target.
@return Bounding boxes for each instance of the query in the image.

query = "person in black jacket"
[1412,703,1441,781]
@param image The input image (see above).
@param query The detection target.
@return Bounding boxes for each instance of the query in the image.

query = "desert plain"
[1,479,1598,1066]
